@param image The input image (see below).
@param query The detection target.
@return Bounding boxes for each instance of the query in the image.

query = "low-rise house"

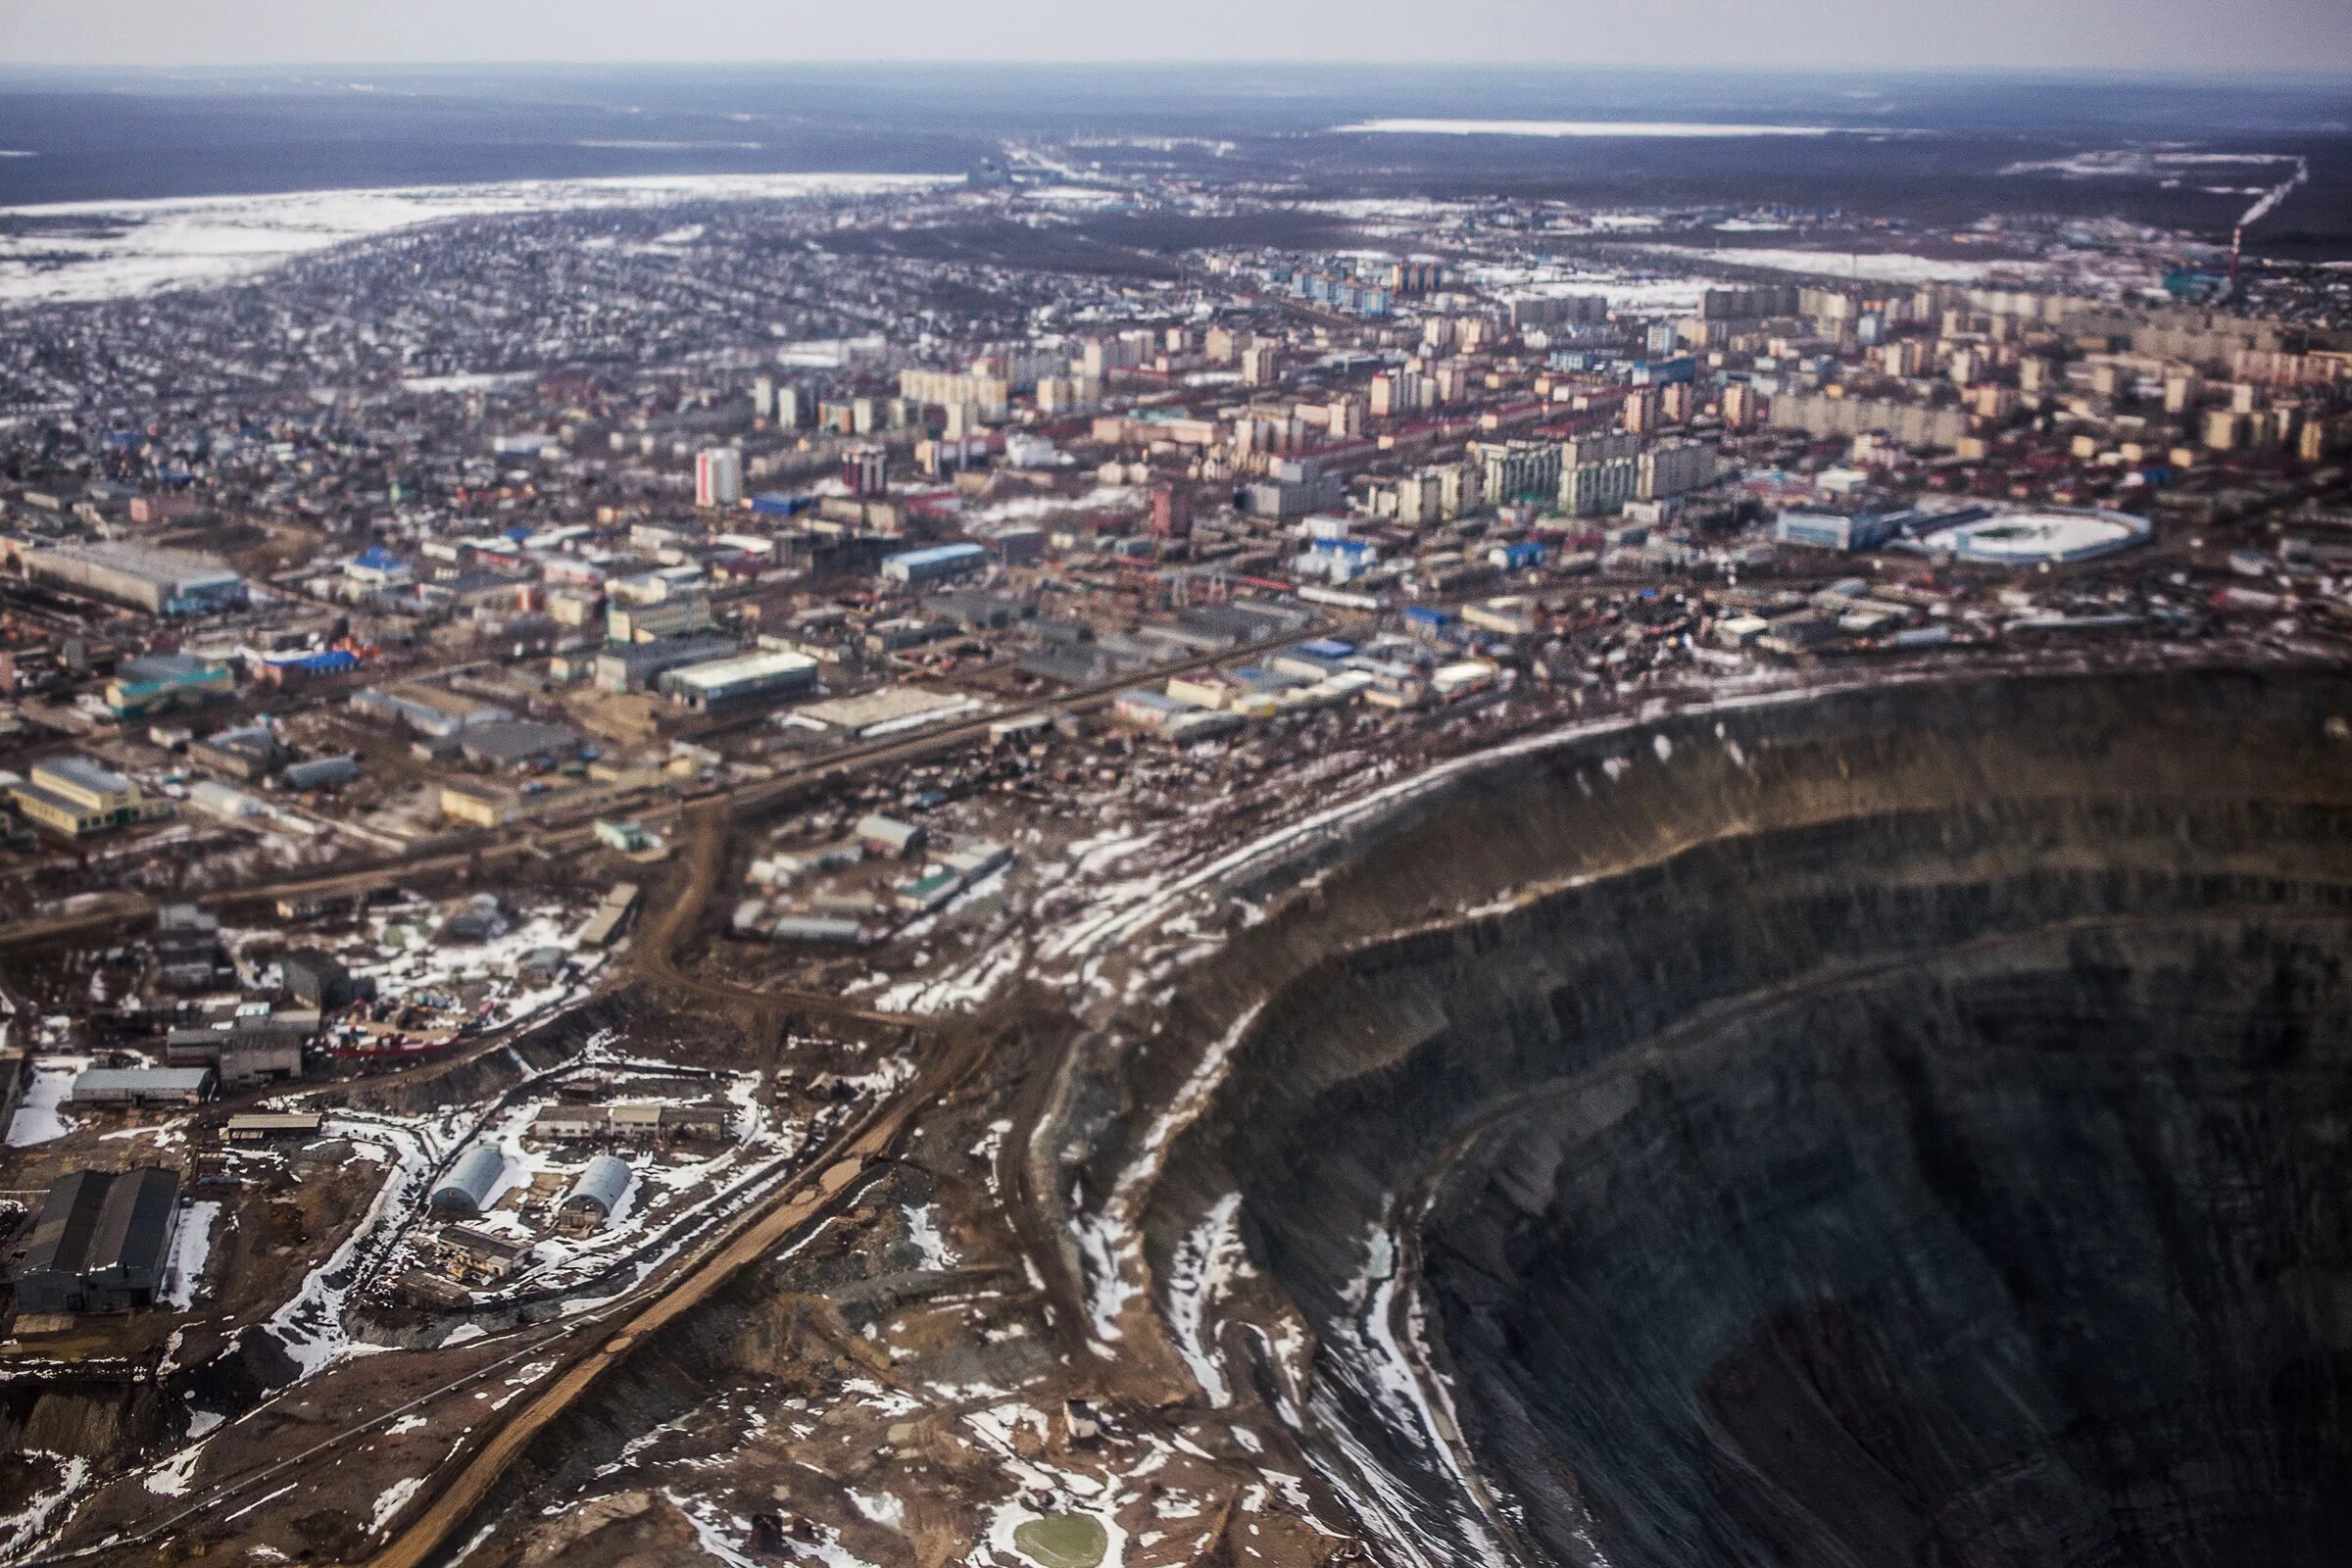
[608,1103,665,1141]
[435,1224,534,1284]
[223,1111,322,1143]
[531,1105,608,1142]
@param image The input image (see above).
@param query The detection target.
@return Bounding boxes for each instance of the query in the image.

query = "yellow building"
[10,755,172,838]
[440,781,518,829]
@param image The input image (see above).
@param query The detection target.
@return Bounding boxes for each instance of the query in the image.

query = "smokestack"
[2230,225,2243,288]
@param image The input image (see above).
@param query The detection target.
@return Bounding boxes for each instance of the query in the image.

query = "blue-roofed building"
[881,542,988,588]
[344,547,414,594]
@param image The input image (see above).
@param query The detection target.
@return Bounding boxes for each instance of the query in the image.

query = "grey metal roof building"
[12,1167,182,1314]
[457,720,582,769]
[562,1155,633,1221]
[69,1066,215,1105]
[429,1144,509,1217]
[21,540,248,616]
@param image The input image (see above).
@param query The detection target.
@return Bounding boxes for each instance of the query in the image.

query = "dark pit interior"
[1135,671,2352,1568]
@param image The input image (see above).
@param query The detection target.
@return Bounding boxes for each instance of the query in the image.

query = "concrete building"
[1639,437,1719,502]
[18,540,247,616]
[1474,440,1563,507]
[1559,432,1642,517]
[591,635,739,694]
[899,368,1011,417]
[1769,393,1970,452]
[694,447,744,509]
[190,725,285,782]
[440,781,519,829]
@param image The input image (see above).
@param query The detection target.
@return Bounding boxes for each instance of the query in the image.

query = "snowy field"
[1642,243,2052,285]
[1331,119,1855,138]
[0,172,950,306]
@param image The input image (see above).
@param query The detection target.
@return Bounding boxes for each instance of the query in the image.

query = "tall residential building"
[1326,394,1366,440]
[1721,382,1760,429]
[1036,375,1101,416]
[898,368,1011,417]
[1559,431,1642,516]
[753,375,775,419]
[695,448,744,509]
[1151,483,1194,539]
[1473,439,1563,508]
[1370,369,1424,419]
[1396,462,1480,525]
[1638,437,1718,502]
[845,446,891,497]
[1241,342,1283,387]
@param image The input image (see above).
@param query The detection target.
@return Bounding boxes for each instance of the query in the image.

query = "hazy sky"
[4,0,2349,73]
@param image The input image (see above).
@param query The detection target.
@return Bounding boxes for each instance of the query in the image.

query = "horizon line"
[2,60,2350,81]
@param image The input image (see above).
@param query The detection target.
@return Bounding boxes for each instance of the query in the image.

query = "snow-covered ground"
[1642,242,2052,285]
[5,1057,87,1147]
[1332,118,1853,138]
[164,1200,223,1310]
[0,172,950,306]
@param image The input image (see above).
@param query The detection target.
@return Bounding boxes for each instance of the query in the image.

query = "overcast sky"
[4,0,2349,74]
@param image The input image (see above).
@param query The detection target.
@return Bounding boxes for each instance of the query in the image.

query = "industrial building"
[279,754,360,791]
[8,755,172,838]
[429,1144,509,1217]
[105,654,233,718]
[70,1066,215,1105]
[557,1154,633,1235]
[18,540,248,616]
[579,881,643,947]
[657,648,819,711]
[458,719,583,769]
[352,684,513,739]
[1774,509,1909,554]
[589,635,739,694]
[881,543,988,588]
[11,1167,183,1315]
